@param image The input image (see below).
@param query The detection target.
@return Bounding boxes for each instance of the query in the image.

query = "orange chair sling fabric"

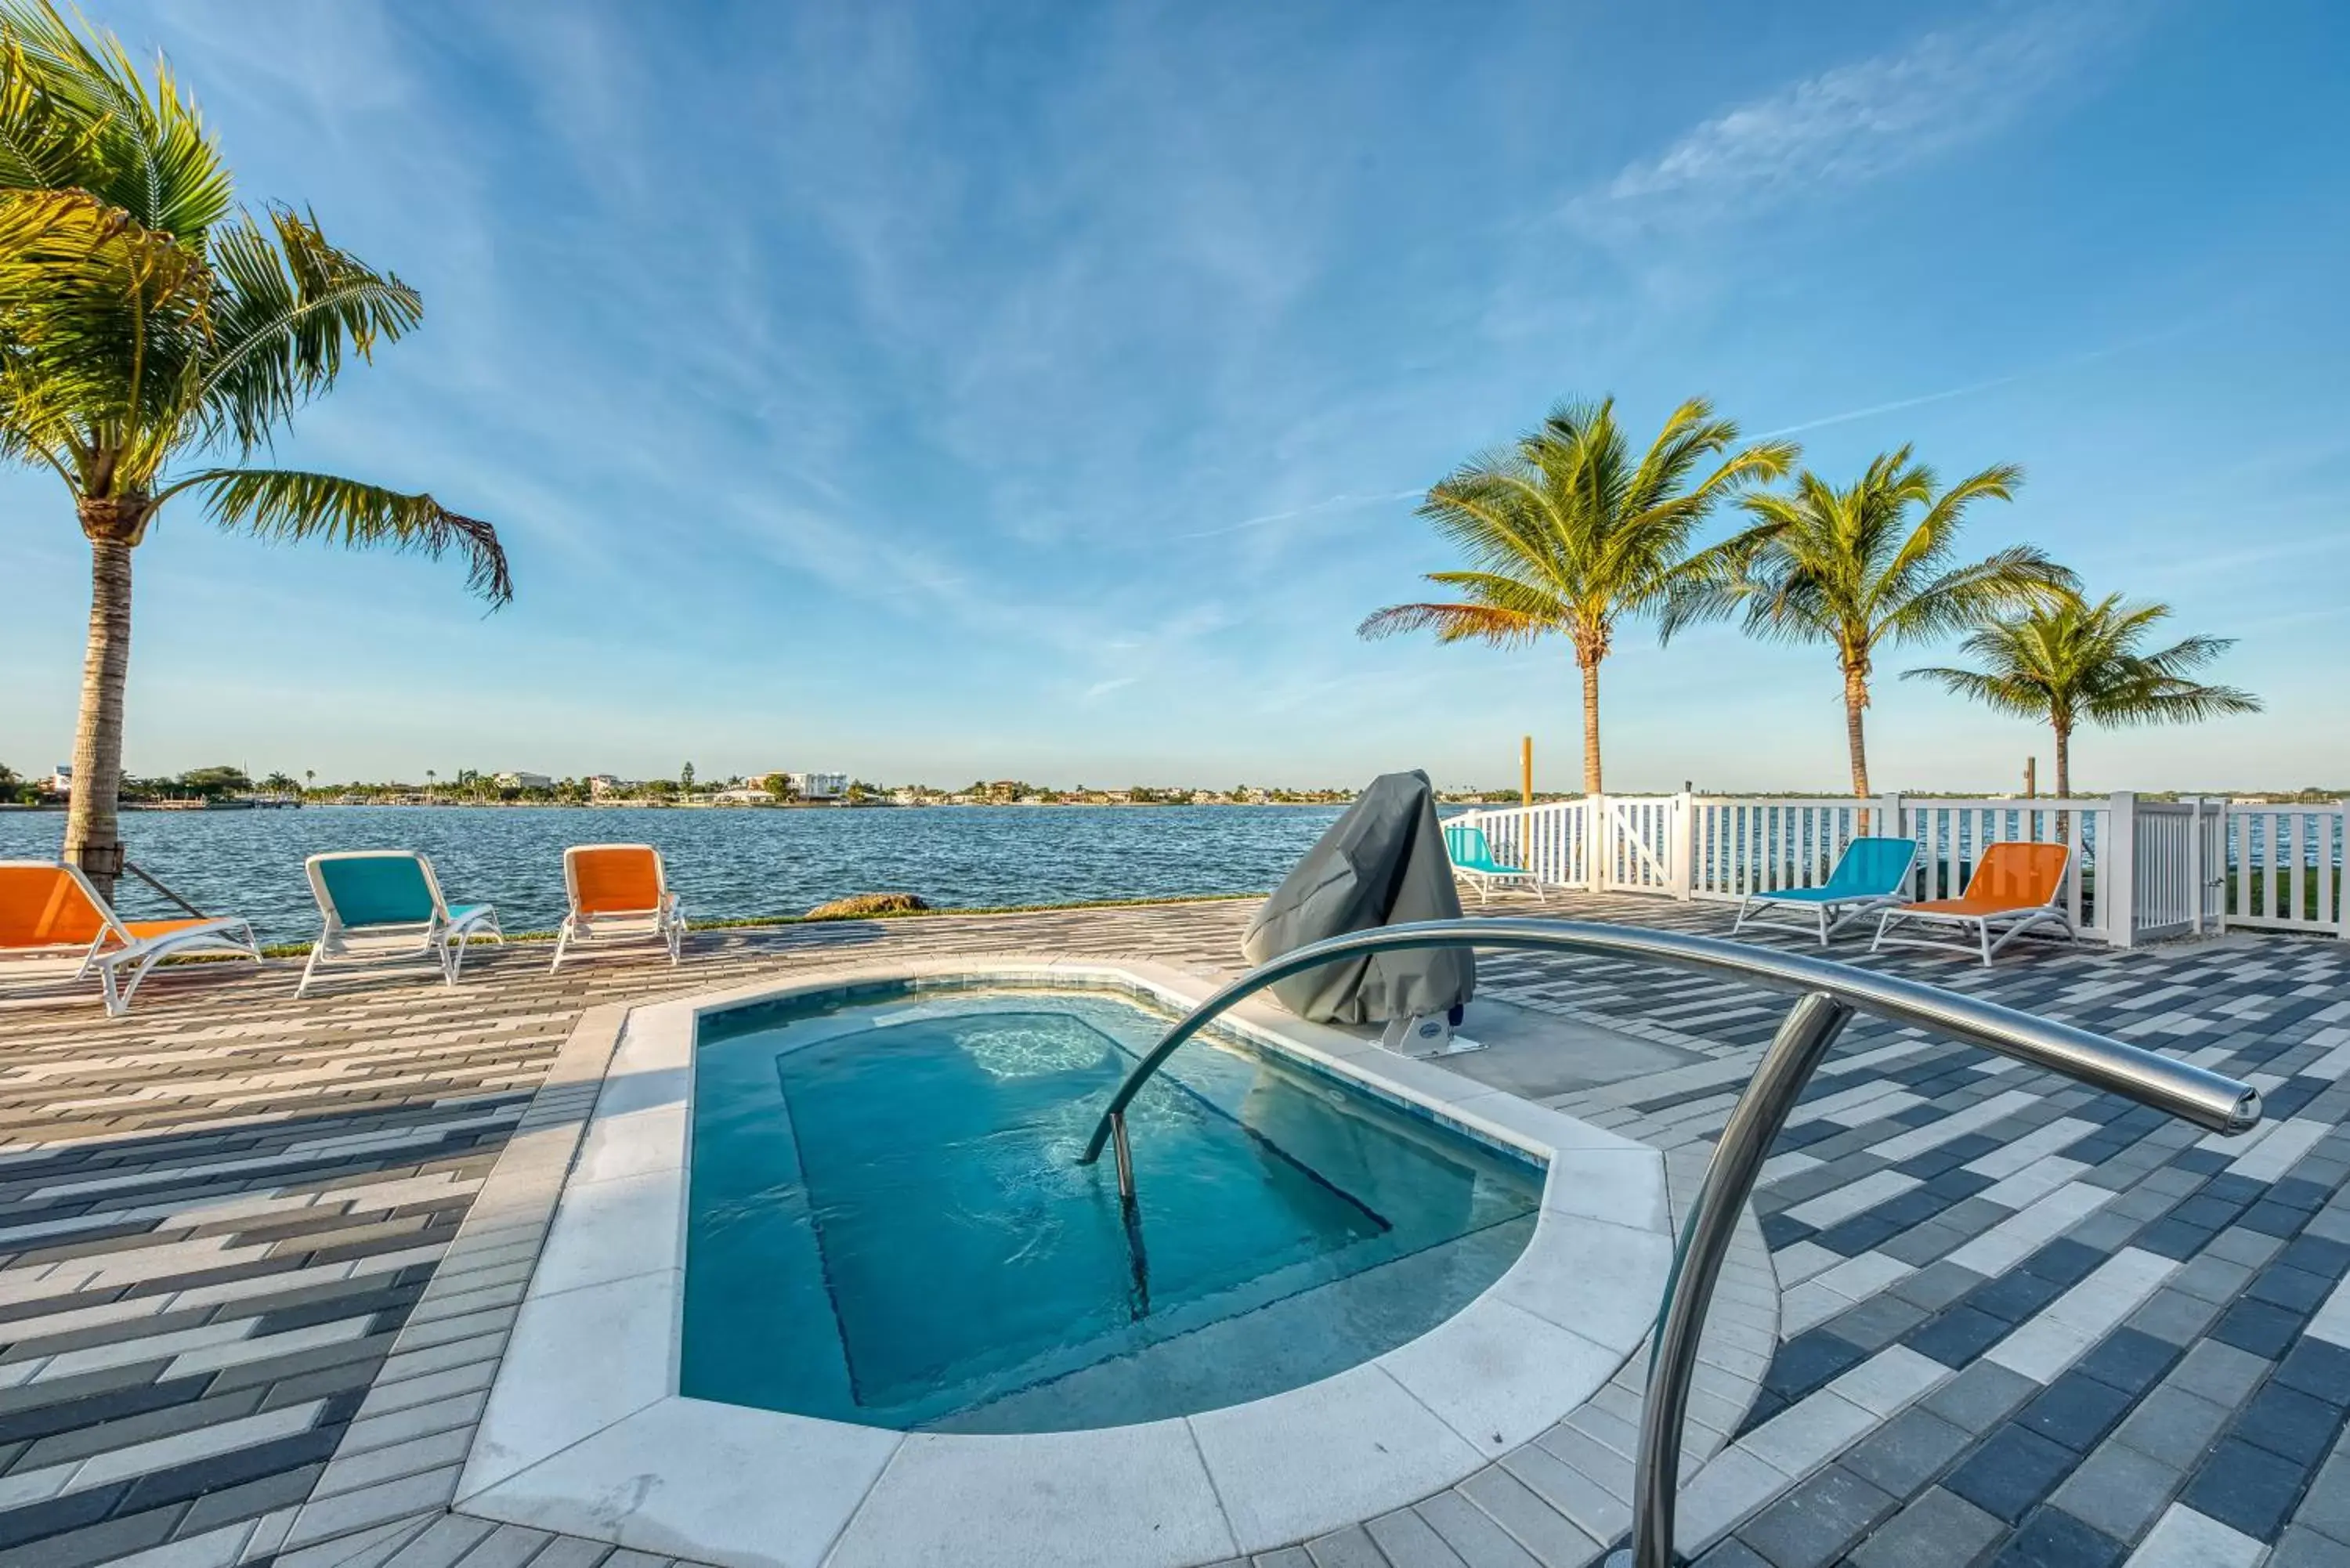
[1906,843,2068,915]
[0,866,107,949]
[569,847,663,916]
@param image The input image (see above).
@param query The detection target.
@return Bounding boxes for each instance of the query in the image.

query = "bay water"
[0,804,1343,947]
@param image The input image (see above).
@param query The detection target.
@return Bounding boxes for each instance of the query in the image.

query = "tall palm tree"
[1672,448,2072,797]
[0,2,510,898]
[1360,398,1795,793]
[1904,593,2261,796]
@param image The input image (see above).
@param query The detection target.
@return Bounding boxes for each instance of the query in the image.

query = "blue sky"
[2,0,2345,792]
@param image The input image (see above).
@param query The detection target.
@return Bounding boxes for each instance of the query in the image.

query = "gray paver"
[2048,1440,2183,1543]
[1365,1508,1470,1568]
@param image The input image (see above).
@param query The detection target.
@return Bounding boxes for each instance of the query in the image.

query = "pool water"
[684,987,1542,1432]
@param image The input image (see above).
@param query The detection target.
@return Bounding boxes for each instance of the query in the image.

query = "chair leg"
[115,949,164,1010]
[296,937,327,998]
[97,959,125,1017]
[1979,921,1994,966]
[550,921,572,974]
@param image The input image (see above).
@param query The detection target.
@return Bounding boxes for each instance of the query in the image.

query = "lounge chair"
[1731,836,1918,945]
[551,844,685,970]
[1871,842,2075,965]
[297,851,501,997]
[0,860,259,1016]
[1444,823,1540,904]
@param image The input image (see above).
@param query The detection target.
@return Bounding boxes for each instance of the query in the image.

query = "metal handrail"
[1076,918,2259,1567]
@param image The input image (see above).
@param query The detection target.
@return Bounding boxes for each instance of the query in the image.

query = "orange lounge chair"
[551,844,685,970]
[0,860,260,1015]
[1870,842,2076,965]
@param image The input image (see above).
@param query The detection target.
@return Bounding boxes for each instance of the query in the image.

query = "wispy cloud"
[1569,6,2124,235]
[1176,490,1422,541]
[1755,326,2207,439]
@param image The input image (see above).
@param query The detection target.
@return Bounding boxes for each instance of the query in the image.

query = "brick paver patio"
[0,895,2345,1568]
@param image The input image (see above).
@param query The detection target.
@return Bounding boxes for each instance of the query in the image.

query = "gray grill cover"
[1240,771,1475,1024]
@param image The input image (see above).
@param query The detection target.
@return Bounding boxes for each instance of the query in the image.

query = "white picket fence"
[1449,793,2347,945]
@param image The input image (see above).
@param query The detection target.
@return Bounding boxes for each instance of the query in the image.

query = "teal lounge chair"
[1731,836,1917,945]
[1444,823,1539,905]
[297,850,501,997]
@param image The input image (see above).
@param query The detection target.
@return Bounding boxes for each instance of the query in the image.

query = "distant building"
[42,764,70,797]
[494,771,553,790]
[790,771,849,800]
[587,775,624,797]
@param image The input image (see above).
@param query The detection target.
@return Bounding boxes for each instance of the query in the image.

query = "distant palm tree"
[1904,594,2261,796]
[0,2,510,897]
[1360,398,1795,793]
[1672,448,2072,796]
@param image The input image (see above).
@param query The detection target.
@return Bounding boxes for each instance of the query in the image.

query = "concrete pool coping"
[447,955,1677,1568]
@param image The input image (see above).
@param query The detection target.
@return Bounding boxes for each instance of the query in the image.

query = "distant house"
[42,764,70,797]
[587,775,624,798]
[494,771,553,790]
[790,771,849,800]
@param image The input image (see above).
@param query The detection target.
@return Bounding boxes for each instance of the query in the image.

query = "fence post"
[1588,793,1607,894]
[2106,792,2138,948]
[2338,800,2348,942]
[1879,793,1907,892]
[1672,790,1694,900]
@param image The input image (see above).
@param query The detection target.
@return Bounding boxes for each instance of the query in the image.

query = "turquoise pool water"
[684,985,1542,1432]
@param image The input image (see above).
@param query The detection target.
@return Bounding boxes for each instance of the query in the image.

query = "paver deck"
[0,894,2345,1568]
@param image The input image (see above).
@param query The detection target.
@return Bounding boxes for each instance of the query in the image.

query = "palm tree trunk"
[1579,652,1603,796]
[2053,721,2071,799]
[1842,662,1871,797]
[63,537,134,902]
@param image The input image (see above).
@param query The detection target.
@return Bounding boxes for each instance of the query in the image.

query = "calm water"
[0,805,1342,945]
[686,986,1537,1430]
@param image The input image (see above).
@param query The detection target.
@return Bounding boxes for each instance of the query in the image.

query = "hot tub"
[454,956,1675,1568]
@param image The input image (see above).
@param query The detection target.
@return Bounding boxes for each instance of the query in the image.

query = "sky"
[2,0,2345,793]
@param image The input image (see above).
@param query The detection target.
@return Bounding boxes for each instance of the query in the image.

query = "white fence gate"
[1446,793,2346,946]
[2225,804,2347,936]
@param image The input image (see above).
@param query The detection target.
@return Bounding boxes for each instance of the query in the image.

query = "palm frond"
[176,467,512,605]
[0,0,233,237]
[1899,663,2048,718]
[197,205,423,453]
[1357,599,1547,648]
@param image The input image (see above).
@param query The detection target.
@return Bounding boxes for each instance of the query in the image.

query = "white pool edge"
[450,955,1676,1568]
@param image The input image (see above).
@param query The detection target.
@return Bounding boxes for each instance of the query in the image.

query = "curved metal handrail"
[1080,917,2256,1165]
[1077,918,2260,1568]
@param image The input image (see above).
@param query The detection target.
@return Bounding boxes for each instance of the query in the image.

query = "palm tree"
[0,2,510,898]
[1672,447,2072,797]
[1904,594,2261,796]
[1360,398,1795,793]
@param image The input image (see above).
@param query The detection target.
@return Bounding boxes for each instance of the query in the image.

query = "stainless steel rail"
[1076,918,2258,1568]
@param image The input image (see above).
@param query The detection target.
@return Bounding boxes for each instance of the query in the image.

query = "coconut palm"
[0,2,509,897]
[1904,594,2261,795]
[1359,398,1795,793]
[1672,448,2072,797]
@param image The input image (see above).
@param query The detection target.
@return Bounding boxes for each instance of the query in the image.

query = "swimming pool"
[687,987,1541,1431]
[457,957,1677,1567]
